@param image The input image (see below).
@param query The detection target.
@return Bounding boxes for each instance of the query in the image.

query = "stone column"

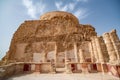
[74,43,78,62]
[43,52,47,62]
[65,46,71,73]
[54,43,57,66]
[94,36,104,63]
[103,33,117,63]
[79,49,85,63]
[89,42,95,63]
[99,36,109,62]
[65,49,68,70]
[91,37,99,62]
[109,29,120,61]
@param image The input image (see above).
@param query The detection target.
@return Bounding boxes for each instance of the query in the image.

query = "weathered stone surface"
[1,11,96,63]
[103,33,117,64]
[89,42,95,63]
[109,29,120,62]
[94,36,104,62]
[91,36,99,62]
[0,11,120,78]
[79,49,85,63]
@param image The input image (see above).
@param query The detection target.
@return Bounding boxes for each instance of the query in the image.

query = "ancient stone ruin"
[0,11,120,79]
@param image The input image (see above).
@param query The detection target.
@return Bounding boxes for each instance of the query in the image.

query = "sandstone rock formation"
[0,11,120,79]
[0,11,120,66]
[1,11,97,64]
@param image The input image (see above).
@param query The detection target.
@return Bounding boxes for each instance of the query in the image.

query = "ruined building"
[0,11,120,79]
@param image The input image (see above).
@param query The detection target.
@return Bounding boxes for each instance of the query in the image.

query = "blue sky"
[0,0,120,59]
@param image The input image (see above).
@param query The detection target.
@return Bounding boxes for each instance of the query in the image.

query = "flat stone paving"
[7,73,119,80]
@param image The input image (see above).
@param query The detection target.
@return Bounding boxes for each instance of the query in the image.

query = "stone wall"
[0,62,53,79]
[0,63,24,80]
[5,18,96,62]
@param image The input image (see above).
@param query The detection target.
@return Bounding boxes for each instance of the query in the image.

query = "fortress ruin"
[0,11,120,79]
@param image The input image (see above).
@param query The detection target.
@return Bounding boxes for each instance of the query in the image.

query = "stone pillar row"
[94,36,104,63]
[89,29,120,64]
[53,29,120,65]
[91,37,99,63]
[109,30,120,62]
[90,36,110,63]
[103,32,117,63]
[103,29,120,64]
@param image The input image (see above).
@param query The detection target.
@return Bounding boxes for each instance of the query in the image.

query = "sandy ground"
[7,73,119,80]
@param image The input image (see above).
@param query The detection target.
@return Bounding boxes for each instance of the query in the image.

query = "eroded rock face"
[0,11,105,65]
[40,11,79,26]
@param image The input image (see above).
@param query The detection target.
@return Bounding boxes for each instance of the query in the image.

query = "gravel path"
[7,73,119,80]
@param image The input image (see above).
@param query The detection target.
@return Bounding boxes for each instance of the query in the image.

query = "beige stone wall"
[0,63,24,79]
[40,63,52,73]
[66,49,75,62]
[47,51,55,61]
[79,41,91,59]
[56,51,65,67]
[15,43,28,61]
[6,19,96,62]
[33,53,44,62]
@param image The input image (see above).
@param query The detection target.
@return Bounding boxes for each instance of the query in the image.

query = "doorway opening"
[23,64,31,71]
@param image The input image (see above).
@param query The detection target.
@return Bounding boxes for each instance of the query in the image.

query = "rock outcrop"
[0,11,96,63]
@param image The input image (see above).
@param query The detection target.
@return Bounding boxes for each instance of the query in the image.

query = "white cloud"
[22,0,46,19]
[22,0,36,18]
[76,0,88,2]
[55,0,89,20]
[22,0,88,20]
[68,3,76,11]
[55,2,76,11]
[55,1,62,10]
[35,2,46,15]
[74,9,88,20]
[55,0,88,12]
[60,5,68,11]
[55,2,68,11]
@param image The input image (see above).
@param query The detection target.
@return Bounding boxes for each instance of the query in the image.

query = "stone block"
[40,63,52,73]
